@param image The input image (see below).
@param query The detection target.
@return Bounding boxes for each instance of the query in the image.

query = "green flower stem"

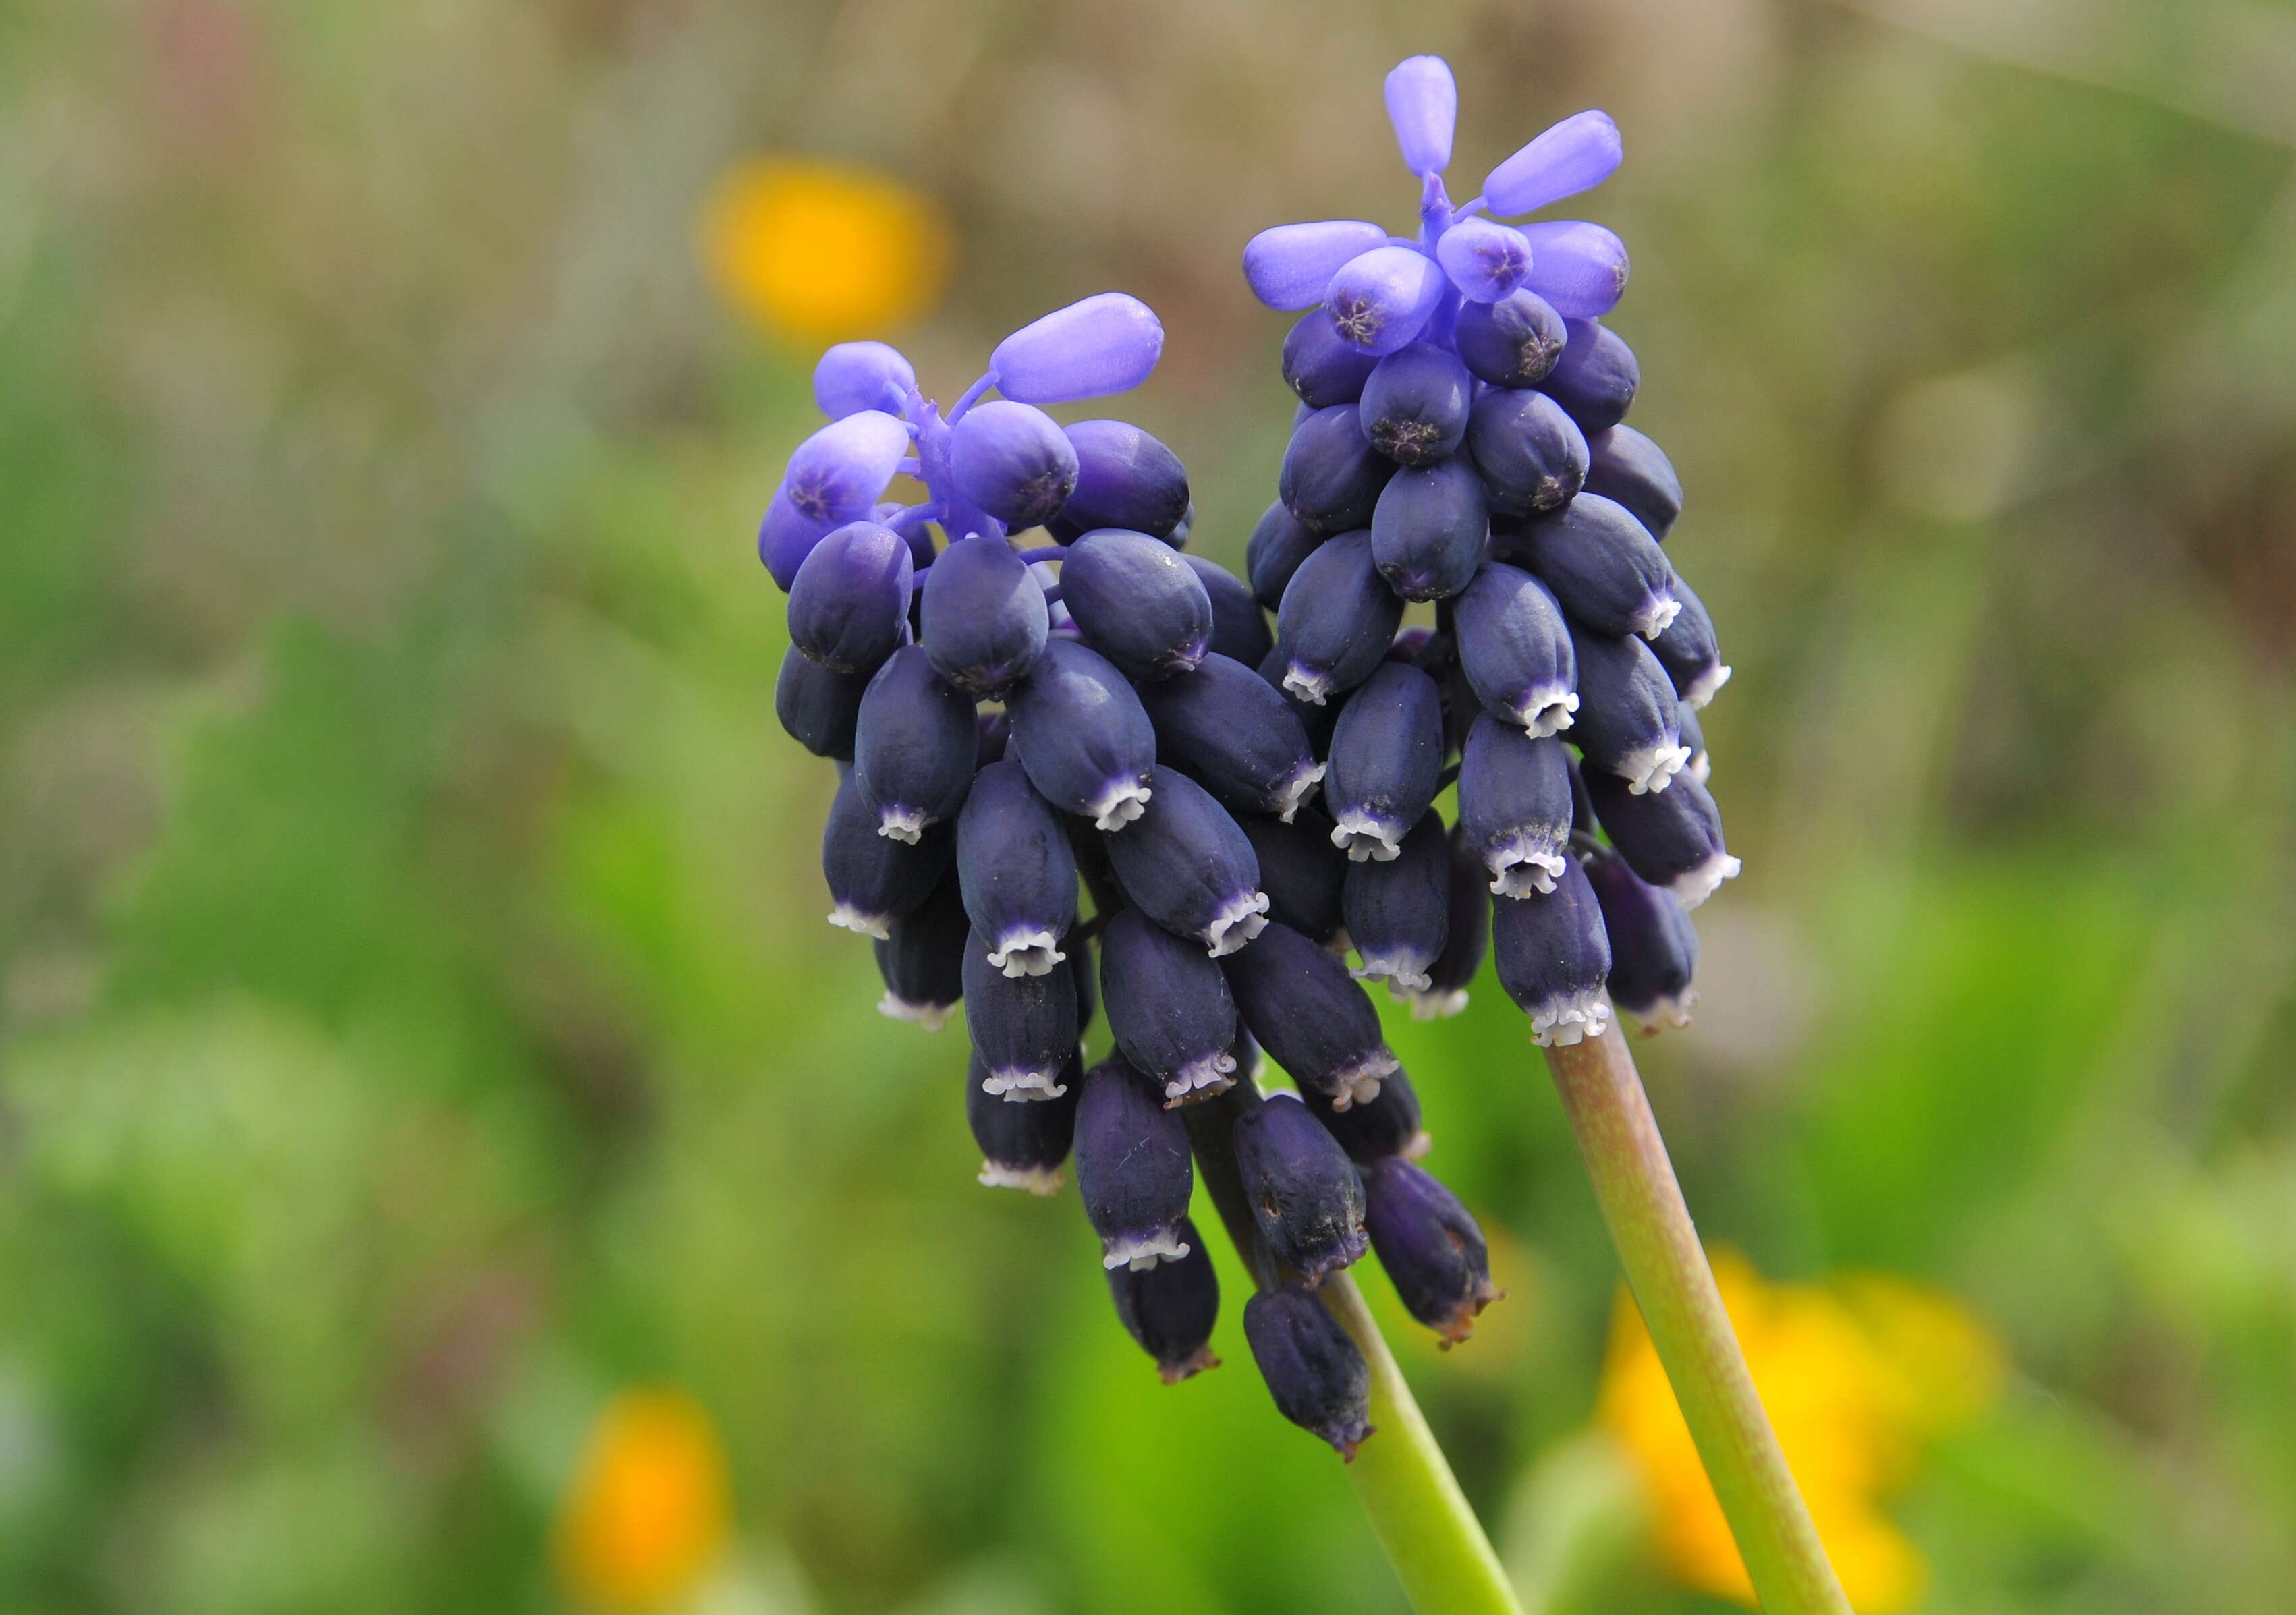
[1319,1272,1525,1615]
[1544,1023,1853,1615]
[1182,1085,1523,1615]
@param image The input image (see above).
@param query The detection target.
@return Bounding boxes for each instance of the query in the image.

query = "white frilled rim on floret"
[876,805,932,844]
[1529,986,1613,1048]
[1102,1225,1193,1272]
[1272,760,1328,823]
[1204,890,1272,957]
[986,927,1068,978]
[1090,775,1153,832]
[1671,850,1742,911]
[1681,662,1731,711]
[1331,810,1407,863]
[979,1062,1072,1101]
[1281,661,1336,706]
[1161,1049,1239,1106]
[1320,1048,1401,1112]
[876,991,956,1031]
[1513,684,1579,738]
[1629,591,1684,642]
[977,1161,1065,1196]
[827,901,893,940]
[1353,948,1435,995]
[1401,982,1470,1021]
[1623,987,1698,1033]
[1613,742,1692,797]
[1485,834,1567,897]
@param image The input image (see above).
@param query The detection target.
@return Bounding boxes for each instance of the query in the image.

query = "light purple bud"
[1518,221,1631,320]
[1325,246,1446,356]
[1242,221,1391,311]
[989,293,1164,405]
[812,341,916,419]
[1482,109,1623,217]
[1384,55,1457,177]
[784,409,911,529]
[758,487,833,592]
[948,400,1080,528]
[1434,217,1535,304]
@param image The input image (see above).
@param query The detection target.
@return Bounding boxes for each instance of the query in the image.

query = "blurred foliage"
[2,1,2295,1612]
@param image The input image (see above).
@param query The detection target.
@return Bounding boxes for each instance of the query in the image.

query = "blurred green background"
[4,1,2295,1611]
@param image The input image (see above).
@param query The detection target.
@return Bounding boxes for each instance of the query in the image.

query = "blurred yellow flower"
[1598,1251,2005,1613]
[556,1387,732,1611]
[699,156,952,343]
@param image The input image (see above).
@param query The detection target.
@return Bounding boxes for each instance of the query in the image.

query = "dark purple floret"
[962,928,1080,1100]
[1243,1286,1373,1460]
[968,1045,1082,1194]
[1358,343,1473,466]
[775,644,869,760]
[1098,906,1241,1106]
[1343,810,1449,994]
[873,870,969,1029]
[1371,456,1488,602]
[1517,221,1631,320]
[1584,424,1681,540]
[1499,492,1678,640]
[1491,852,1613,1046]
[1005,639,1157,831]
[1185,555,1276,669]
[1234,806,1349,946]
[1233,1092,1370,1285]
[823,768,953,938]
[919,533,1049,698]
[1649,575,1729,710]
[759,488,833,592]
[1069,934,1099,1036]
[1362,1158,1500,1344]
[1326,244,1447,356]
[1586,850,1699,1031]
[1322,661,1445,862]
[1581,767,1740,909]
[1107,1221,1222,1382]
[1466,388,1590,517]
[1300,1067,1428,1163]
[1452,289,1567,389]
[955,760,1079,978]
[1221,921,1398,1110]
[1048,420,1192,543]
[1569,623,1689,797]
[1280,405,1397,536]
[1136,652,1324,822]
[948,399,1082,528]
[1246,499,1325,613]
[788,521,913,674]
[1274,528,1404,706]
[1073,1054,1197,1270]
[1537,318,1640,436]
[1454,561,1578,736]
[1457,715,1574,898]
[853,645,978,843]
[1400,823,1492,1019]
[1060,528,1214,681]
[1283,310,1382,409]
[1100,766,1270,957]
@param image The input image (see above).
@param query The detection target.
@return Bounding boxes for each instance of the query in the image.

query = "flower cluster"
[763,291,1501,1458]
[1240,55,1735,1050]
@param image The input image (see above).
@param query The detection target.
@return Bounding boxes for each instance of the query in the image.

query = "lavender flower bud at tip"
[784,409,911,528]
[1244,220,1391,310]
[1384,55,1457,177]
[812,341,916,420]
[1483,110,1623,218]
[1435,217,1535,304]
[1325,245,1447,356]
[989,293,1163,404]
